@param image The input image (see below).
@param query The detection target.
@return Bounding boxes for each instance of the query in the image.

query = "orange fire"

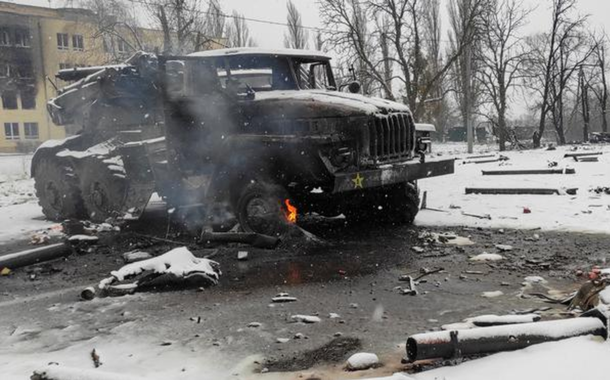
[284,199,297,224]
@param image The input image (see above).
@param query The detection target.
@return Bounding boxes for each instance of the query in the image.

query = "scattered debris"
[0,267,11,276]
[237,251,249,261]
[569,279,608,311]
[412,246,425,253]
[466,314,541,327]
[564,151,603,158]
[466,187,578,195]
[346,352,379,371]
[576,156,599,162]
[91,349,101,368]
[329,313,341,319]
[272,293,298,303]
[294,333,305,339]
[591,186,610,195]
[95,247,220,298]
[495,244,513,252]
[248,322,262,328]
[481,168,575,175]
[199,232,279,249]
[68,235,99,242]
[419,232,475,246]
[523,276,547,284]
[461,211,492,220]
[523,207,532,214]
[276,338,290,344]
[470,252,504,262]
[482,290,504,298]
[399,276,418,296]
[122,251,152,263]
[291,315,321,324]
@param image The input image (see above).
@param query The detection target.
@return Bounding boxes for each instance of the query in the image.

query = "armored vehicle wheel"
[80,158,128,222]
[385,181,420,224]
[234,181,291,237]
[34,159,84,221]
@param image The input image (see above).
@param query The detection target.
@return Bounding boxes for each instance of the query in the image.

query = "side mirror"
[348,81,361,94]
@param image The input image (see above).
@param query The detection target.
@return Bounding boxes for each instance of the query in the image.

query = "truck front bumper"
[332,158,455,193]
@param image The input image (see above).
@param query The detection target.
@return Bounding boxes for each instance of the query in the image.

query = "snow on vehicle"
[32,48,454,236]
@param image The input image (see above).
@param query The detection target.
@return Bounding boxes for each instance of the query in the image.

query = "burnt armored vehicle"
[33,48,454,236]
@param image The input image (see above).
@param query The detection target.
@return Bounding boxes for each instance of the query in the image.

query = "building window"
[21,91,36,109]
[0,30,9,46]
[24,122,39,140]
[117,39,130,53]
[72,34,84,51]
[4,123,19,140]
[1,92,18,109]
[59,63,72,70]
[14,30,30,47]
[57,33,69,50]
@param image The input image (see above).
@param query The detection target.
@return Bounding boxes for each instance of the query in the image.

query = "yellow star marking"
[352,173,364,189]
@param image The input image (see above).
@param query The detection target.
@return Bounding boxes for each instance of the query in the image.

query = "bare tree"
[525,0,590,147]
[591,33,609,133]
[284,0,309,50]
[319,0,487,120]
[447,0,487,146]
[226,11,256,47]
[477,0,531,151]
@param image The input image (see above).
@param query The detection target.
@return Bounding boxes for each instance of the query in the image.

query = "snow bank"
[32,365,145,380]
[417,144,610,234]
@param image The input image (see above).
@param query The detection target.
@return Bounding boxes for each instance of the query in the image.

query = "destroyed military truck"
[33,48,454,236]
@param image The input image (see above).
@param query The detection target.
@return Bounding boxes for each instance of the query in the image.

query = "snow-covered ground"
[0,154,55,244]
[418,143,610,234]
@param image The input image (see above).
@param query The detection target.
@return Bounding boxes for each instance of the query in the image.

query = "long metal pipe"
[406,316,607,362]
[0,243,71,270]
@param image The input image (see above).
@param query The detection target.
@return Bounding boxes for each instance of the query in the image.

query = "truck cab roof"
[188,47,332,62]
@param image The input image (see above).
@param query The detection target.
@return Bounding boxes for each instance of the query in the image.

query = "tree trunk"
[498,113,507,151]
[158,6,172,54]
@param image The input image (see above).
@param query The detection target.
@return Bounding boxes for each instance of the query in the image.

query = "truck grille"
[368,113,414,162]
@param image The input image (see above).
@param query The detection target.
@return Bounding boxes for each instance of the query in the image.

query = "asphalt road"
[1,211,607,379]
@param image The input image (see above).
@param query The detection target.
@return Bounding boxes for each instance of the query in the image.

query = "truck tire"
[34,158,84,221]
[386,181,420,225]
[79,158,128,222]
[233,180,291,237]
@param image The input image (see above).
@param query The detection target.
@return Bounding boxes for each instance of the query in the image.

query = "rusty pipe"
[406,315,607,362]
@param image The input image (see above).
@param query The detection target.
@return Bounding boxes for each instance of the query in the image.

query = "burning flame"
[284,199,297,224]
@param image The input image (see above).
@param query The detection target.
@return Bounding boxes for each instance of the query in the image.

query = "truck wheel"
[34,159,84,221]
[386,181,420,225]
[234,181,291,237]
[80,158,128,222]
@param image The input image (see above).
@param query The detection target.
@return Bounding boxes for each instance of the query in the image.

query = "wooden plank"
[465,188,578,195]
[564,151,603,158]
[482,168,576,175]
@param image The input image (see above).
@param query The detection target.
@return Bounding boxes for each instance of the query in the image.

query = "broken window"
[24,122,39,139]
[72,34,84,51]
[57,33,69,50]
[21,90,36,109]
[4,123,19,140]
[14,29,30,47]
[2,92,18,109]
[0,30,9,46]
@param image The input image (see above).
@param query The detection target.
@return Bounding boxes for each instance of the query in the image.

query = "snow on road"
[0,154,54,244]
[418,143,610,234]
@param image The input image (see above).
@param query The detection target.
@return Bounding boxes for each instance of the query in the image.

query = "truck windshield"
[225,55,296,91]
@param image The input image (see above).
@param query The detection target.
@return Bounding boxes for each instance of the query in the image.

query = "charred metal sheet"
[332,158,455,193]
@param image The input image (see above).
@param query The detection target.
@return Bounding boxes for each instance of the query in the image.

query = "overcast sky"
[7,0,610,48]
